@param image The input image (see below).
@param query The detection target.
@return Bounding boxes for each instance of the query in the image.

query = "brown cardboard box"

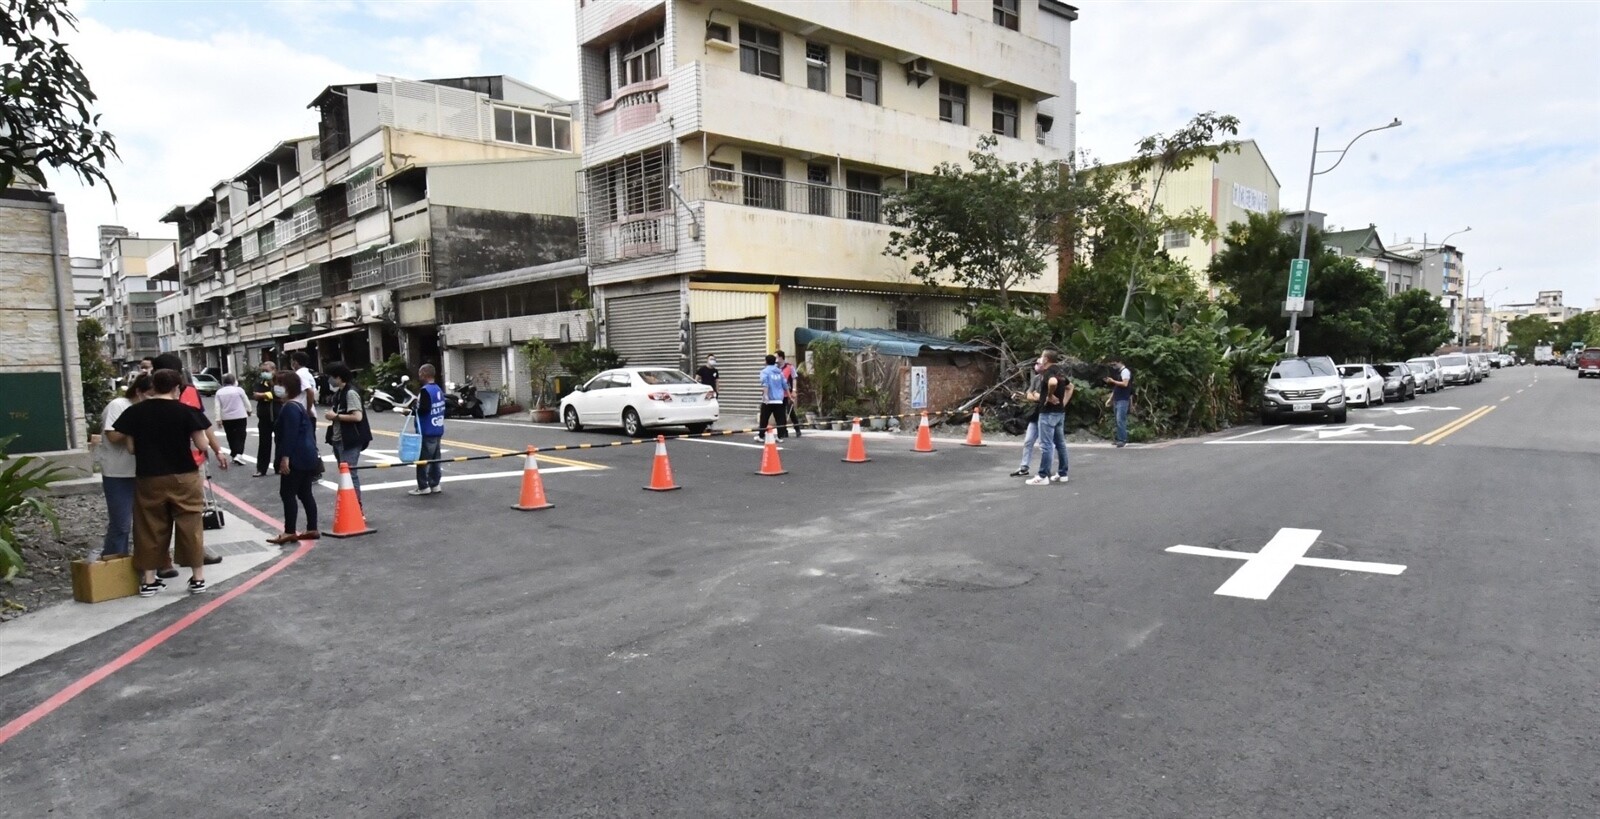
[70,555,139,603]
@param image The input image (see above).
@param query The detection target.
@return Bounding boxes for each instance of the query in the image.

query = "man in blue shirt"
[757,354,789,442]
[1104,357,1133,448]
[409,363,447,496]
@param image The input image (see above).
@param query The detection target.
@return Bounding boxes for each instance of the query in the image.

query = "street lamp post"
[1464,266,1502,351]
[1286,118,1403,354]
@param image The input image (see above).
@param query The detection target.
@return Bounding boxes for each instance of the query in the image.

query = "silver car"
[1436,353,1472,386]
[1405,357,1443,393]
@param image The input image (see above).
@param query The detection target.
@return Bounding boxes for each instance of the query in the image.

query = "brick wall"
[896,353,993,416]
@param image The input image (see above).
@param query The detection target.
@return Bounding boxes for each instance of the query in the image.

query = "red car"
[1577,348,1600,379]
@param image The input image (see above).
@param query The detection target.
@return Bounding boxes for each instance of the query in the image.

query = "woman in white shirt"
[98,375,151,557]
[214,374,252,466]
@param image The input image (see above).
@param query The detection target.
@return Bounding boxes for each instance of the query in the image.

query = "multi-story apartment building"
[1110,139,1279,287]
[70,256,102,317]
[91,226,176,371]
[574,0,1077,414]
[1494,290,1581,326]
[1323,225,1424,295]
[1388,238,1467,338]
[0,185,87,456]
[157,74,579,381]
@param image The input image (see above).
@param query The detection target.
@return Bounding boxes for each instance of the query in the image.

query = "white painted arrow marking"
[1293,423,1414,439]
[1166,528,1406,600]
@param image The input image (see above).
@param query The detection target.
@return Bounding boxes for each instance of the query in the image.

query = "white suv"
[1262,356,1347,425]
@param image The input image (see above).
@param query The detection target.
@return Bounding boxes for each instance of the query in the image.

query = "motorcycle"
[444,378,485,419]
[369,377,418,414]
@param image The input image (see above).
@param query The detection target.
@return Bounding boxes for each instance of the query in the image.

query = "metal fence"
[678,166,883,224]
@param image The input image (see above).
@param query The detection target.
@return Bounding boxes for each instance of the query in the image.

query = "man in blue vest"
[409,363,447,496]
[1104,357,1133,448]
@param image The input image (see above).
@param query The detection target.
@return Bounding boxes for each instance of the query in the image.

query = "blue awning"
[793,327,989,358]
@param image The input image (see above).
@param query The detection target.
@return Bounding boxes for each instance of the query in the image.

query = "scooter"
[444,378,485,419]
[369,377,418,414]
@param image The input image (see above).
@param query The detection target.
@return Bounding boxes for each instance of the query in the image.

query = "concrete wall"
[0,192,88,459]
[428,206,580,289]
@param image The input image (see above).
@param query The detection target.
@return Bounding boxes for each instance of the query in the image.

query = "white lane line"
[1516,389,1524,394]
[681,437,773,450]
[1205,440,1412,446]
[1213,528,1320,600]
[1213,427,1279,442]
[1500,396,1510,402]
[818,625,880,637]
[318,466,587,491]
[451,418,566,430]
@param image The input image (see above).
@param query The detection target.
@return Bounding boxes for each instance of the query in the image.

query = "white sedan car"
[1337,364,1385,406]
[560,367,719,437]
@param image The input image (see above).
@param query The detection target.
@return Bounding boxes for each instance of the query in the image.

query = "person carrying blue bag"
[408,363,447,496]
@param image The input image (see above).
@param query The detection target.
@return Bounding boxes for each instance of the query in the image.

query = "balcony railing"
[382,240,432,288]
[184,253,219,286]
[678,166,884,224]
[351,248,385,290]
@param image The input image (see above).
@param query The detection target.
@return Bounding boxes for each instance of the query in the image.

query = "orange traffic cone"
[842,417,871,463]
[756,426,788,476]
[511,446,553,511]
[911,412,936,453]
[962,407,986,447]
[643,435,680,492]
[326,462,375,538]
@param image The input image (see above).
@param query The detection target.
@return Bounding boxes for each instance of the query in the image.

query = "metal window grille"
[245,287,264,314]
[352,248,385,290]
[382,240,432,288]
[258,224,276,255]
[845,171,882,223]
[806,303,838,331]
[225,241,244,270]
[264,283,284,311]
[346,168,381,215]
[578,147,676,264]
[742,154,786,210]
[806,43,829,92]
[678,166,884,225]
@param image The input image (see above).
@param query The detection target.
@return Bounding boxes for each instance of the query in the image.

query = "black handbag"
[201,477,226,531]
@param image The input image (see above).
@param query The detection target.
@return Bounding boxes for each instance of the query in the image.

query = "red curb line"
[0,486,311,748]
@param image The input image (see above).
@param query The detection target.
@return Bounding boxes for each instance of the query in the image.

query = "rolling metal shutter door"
[692,319,766,417]
[606,292,682,369]
[462,347,504,390]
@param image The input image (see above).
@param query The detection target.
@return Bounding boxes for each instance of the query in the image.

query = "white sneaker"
[1025,476,1051,486]
[430,485,442,494]
[1052,475,1069,483]
[407,488,430,496]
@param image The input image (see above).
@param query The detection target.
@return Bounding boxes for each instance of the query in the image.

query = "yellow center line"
[368,429,604,470]
[1413,405,1495,445]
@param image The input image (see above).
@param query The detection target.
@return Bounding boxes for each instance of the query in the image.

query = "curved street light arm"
[1313,118,1403,177]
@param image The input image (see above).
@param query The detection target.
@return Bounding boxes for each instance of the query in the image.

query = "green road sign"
[1287,258,1310,300]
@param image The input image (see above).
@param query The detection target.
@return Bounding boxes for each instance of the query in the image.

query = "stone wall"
[0,190,89,462]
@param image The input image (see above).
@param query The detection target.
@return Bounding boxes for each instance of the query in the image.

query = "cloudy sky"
[46,0,1599,311]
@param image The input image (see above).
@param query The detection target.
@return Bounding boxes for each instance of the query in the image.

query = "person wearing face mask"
[695,353,719,397]
[269,371,321,544]
[1025,349,1073,486]
[251,357,279,477]
[321,361,371,505]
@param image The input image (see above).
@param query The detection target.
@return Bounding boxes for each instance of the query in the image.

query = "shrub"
[0,435,66,581]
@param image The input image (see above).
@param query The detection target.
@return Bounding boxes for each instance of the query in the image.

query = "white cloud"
[1073,0,1600,307]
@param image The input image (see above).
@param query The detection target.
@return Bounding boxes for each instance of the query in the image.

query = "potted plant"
[523,338,560,423]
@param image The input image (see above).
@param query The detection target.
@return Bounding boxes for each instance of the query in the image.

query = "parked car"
[1566,352,1580,370]
[1578,348,1600,378]
[1472,353,1492,380]
[560,367,719,437]
[1436,353,1472,386]
[190,370,222,397]
[1337,364,1385,406]
[1374,362,1418,402]
[1261,356,1346,424]
[1405,357,1443,393]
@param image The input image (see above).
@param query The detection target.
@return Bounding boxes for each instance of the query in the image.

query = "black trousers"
[222,418,248,460]
[254,408,275,473]
[758,403,788,439]
[279,468,319,533]
[783,398,802,436]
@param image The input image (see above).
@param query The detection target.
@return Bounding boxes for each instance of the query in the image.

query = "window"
[1036,113,1053,144]
[939,79,968,125]
[845,170,881,223]
[742,153,785,210]
[1163,230,1189,249]
[992,94,1019,138]
[806,42,829,92]
[807,303,838,331]
[895,309,924,333]
[845,53,881,104]
[621,24,663,86]
[493,106,573,151]
[993,0,1019,30]
[740,23,781,80]
[806,164,832,216]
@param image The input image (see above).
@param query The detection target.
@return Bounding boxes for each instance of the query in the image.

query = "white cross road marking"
[1292,423,1414,439]
[1166,528,1406,600]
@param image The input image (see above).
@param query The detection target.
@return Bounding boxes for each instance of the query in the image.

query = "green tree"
[77,317,115,419]
[1385,288,1454,358]
[1208,210,1392,360]
[884,135,1075,309]
[1505,315,1552,358]
[1,0,119,194]
[1553,312,1600,351]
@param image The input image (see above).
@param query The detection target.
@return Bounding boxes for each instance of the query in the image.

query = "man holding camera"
[1104,357,1133,448]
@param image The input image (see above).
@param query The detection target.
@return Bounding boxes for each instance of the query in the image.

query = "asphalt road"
[2,366,1595,817]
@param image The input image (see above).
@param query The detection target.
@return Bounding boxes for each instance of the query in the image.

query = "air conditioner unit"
[311,307,331,327]
[216,318,231,331]
[287,305,307,323]
[363,292,393,322]
[705,22,736,51]
[904,57,933,86]
[337,301,361,322]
